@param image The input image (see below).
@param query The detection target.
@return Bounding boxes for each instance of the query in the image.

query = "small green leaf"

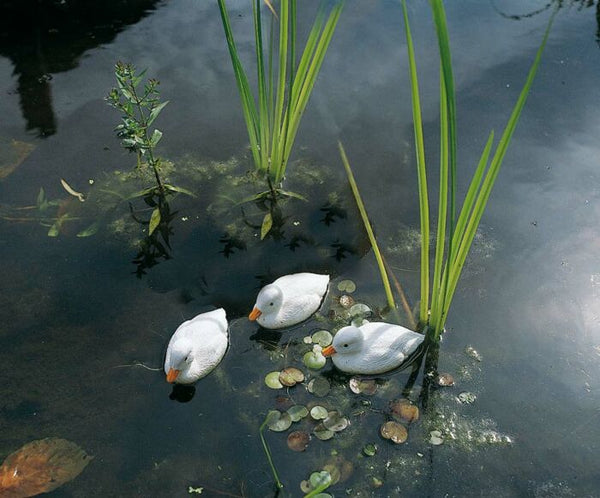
[163,184,197,197]
[149,208,161,235]
[148,101,169,126]
[150,129,163,147]
[47,214,68,237]
[278,189,308,202]
[260,212,273,240]
[36,187,46,208]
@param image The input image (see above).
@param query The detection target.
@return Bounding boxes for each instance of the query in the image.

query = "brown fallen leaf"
[0,140,35,180]
[0,438,92,498]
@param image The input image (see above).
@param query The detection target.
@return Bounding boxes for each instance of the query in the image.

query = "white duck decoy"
[164,308,229,384]
[321,322,424,374]
[249,273,329,329]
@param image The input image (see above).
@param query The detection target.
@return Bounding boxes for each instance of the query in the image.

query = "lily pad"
[380,421,408,444]
[266,410,292,432]
[349,377,378,395]
[307,377,331,397]
[287,431,310,452]
[437,373,455,386]
[390,399,419,423]
[349,302,372,318]
[310,406,329,420]
[287,405,309,422]
[429,430,444,445]
[311,330,333,347]
[337,280,356,293]
[279,367,305,387]
[265,371,284,389]
[313,424,335,441]
[323,411,349,432]
[339,295,355,309]
[303,350,327,370]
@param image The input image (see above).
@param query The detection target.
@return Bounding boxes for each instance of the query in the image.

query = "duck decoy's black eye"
[269,302,274,306]
[343,344,348,348]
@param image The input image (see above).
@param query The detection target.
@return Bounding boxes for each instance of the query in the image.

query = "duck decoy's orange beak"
[321,345,336,357]
[166,368,180,383]
[249,307,262,321]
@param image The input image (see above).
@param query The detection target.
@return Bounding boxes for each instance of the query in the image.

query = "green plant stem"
[259,416,284,490]
[338,141,396,311]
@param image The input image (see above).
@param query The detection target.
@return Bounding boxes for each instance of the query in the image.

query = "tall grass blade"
[338,142,396,310]
[401,0,429,325]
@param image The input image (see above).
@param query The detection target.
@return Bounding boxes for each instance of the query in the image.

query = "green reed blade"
[401,0,429,325]
[439,11,556,334]
[339,142,396,310]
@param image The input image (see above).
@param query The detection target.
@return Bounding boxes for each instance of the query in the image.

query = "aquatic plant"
[401,0,554,340]
[106,62,194,237]
[216,0,343,190]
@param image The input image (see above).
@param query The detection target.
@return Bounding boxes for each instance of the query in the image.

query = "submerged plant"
[401,0,555,340]
[217,0,343,188]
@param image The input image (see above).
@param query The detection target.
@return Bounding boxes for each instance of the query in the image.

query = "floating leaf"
[287,431,310,452]
[0,139,35,180]
[279,367,304,387]
[303,350,326,370]
[457,391,477,404]
[0,438,91,497]
[436,373,455,386]
[349,377,378,395]
[148,207,161,235]
[380,421,408,444]
[313,424,335,441]
[363,443,377,456]
[163,184,197,197]
[260,212,273,240]
[307,377,330,397]
[349,303,371,318]
[322,411,349,432]
[337,280,356,293]
[390,399,419,423]
[309,470,332,490]
[429,430,444,445]
[47,214,68,237]
[311,330,333,347]
[287,405,309,422]
[264,371,284,389]
[338,295,355,309]
[310,406,328,420]
[266,410,292,432]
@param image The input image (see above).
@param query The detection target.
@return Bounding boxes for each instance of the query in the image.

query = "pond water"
[1,0,600,496]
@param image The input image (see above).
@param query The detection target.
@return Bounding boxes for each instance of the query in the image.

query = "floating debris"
[323,411,349,432]
[279,367,305,387]
[287,405,309,422]
[311,330,333,347]
[303,349,327,370]
[265,371,284,389]
[338,294,355,309]
[349,377,378,395]
[429,430,444,445]
[363,443,377,457]
[380,421,408,444]
[337,280,356,293]
[307,377,331,397]
[266,410,293,432]
[287,431,310,452]
[0,438,91,498]
[310,406,329,420]
[390,399,419,423]
[457,391,477,404]
[465,345,482,362]
[436,373,455,386]
[60,178,85,202]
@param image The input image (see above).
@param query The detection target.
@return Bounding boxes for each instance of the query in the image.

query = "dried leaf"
[0,140,35,180]
[148,207,161,235]
[60,179,85,202]
[0,438,91,498]
[260,212,273,240]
